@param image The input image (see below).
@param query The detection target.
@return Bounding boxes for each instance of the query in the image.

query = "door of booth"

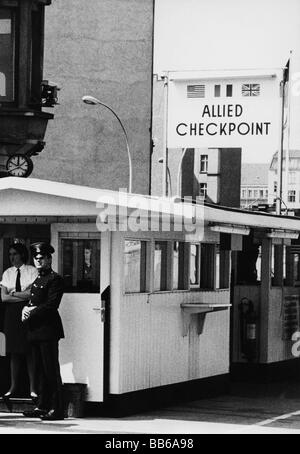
[52,230,106,403]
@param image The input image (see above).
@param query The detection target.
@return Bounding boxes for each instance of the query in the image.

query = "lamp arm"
[93,100,133,193]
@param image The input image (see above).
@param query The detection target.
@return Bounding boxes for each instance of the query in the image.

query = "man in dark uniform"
[22,242,65,421]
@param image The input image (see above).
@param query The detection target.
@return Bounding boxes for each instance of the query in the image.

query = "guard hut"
[0,177,232,414]
[0,178,300,414]
[230,211,300,381]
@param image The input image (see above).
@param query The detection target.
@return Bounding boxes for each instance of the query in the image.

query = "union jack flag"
[242,84,260,97]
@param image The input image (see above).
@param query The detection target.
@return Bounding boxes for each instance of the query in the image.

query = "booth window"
[62,239,100,293]
[200,243,215,289]
[0,8,16,102]
[173,242,189,290]
[236,236,261,285]
[154,241,168,291]
[215,245,230,289]
[124,240,147,293]
[285,245,300,287]
[190,244,200,287]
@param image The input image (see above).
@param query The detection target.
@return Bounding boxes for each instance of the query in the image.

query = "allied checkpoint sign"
[167,69,283,149]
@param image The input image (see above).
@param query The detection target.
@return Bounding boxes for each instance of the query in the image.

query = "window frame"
[199,154,208,173]
[189,243,201,289]
[199,182,208,198]
[123,238,151,294]
[59,233,101,294]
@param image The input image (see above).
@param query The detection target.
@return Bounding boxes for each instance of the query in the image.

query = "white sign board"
[167,71,282,149]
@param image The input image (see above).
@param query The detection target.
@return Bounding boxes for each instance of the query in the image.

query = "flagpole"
[162,73,169,197]
[276,70,285,216]
[284,51,292,209]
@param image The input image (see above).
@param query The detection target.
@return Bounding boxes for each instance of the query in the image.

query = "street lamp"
[158,157,172,196]
[82,95,133,193]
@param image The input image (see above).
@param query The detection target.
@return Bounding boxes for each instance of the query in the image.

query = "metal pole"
[276,72,285,216]
[162,74,169,197]
[284,51,292,209]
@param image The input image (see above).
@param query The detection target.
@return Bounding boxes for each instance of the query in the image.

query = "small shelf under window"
[180,303,231,336]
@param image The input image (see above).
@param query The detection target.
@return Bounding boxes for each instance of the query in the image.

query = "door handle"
[93,301,105,322]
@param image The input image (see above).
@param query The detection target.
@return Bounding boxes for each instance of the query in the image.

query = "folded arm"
[1,286,28,303]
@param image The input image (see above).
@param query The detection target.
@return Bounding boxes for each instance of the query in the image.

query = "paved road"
[2,382,300,434]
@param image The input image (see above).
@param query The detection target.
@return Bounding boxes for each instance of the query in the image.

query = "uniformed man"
[22,242,65,421]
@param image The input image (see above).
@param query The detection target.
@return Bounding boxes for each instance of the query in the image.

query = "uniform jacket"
[27,269,64,342]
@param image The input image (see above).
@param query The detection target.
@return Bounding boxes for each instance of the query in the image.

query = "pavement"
[2,381,300,434]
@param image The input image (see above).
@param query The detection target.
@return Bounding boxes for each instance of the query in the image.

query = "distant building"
[180,148,241,207]
[240,163,269,208]
[268,150,300,211]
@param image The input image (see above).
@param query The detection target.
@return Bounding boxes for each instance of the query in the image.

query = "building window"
[248,190,252,198]
[242,84,260,96]
[190,244,200,286]
[124,240,147,293]
[200,183,207,197]
[214,84,221,97]
[226,84,233,97]
[289,172,296,184]
[62,239,100,293]
[253,190,258,198]
[154,241,168,291]
[200,243,215,289]
[288,190,296,203]
[242,189,246,199]
[173,242,189,290]
[0,8,16,102]
[187,84,205,98]
[265,190,268,197]
[200,154,208,173]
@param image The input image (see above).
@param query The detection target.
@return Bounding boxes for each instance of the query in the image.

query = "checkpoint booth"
[0,177,233,414]
[0,177,300,414]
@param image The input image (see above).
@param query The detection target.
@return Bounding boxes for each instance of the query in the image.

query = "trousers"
[31,340,64,414]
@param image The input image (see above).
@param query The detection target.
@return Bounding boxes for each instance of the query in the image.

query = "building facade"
[32,0,154,194]
[240,163,269,209]
[268,151,300,212]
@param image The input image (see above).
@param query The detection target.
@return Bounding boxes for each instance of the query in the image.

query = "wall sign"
[167,71,282,149]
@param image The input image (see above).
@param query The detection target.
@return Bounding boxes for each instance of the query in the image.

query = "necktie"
[16,268,21,292]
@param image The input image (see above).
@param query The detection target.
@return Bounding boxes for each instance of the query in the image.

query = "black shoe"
[23,408,47,418]
[2,391,16,400]
[30,392,38,405]
[40,409,64,421]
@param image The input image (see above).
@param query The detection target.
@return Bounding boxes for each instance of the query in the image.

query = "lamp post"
[82,95,133,193]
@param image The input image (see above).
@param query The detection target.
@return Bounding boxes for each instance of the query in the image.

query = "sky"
[154,0,300,163]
